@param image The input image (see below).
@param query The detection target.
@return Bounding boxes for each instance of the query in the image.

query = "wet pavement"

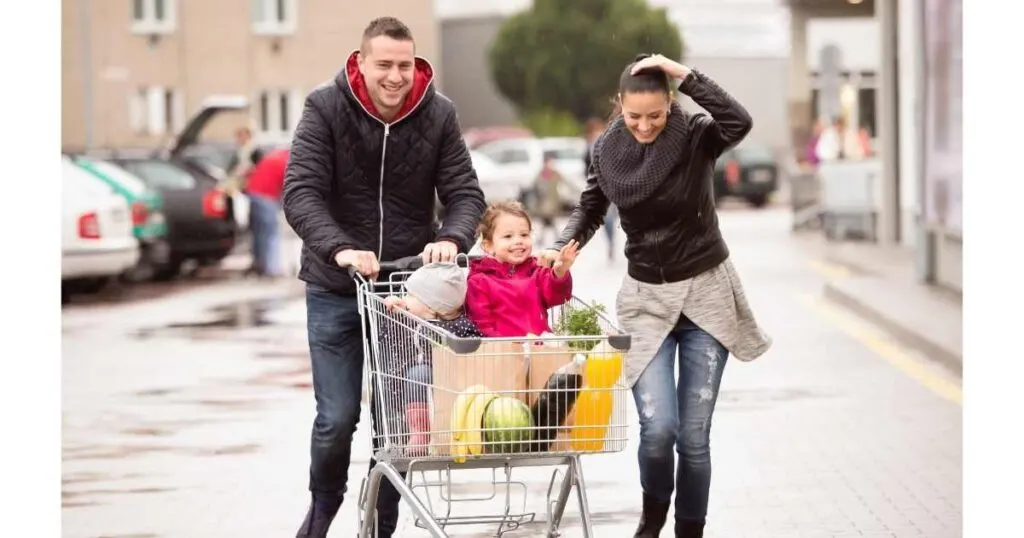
[61,207,962,538]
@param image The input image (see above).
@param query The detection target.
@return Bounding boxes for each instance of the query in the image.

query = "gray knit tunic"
[615,257,772,388]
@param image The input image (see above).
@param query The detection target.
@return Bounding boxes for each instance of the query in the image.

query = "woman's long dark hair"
[608,53,674,123]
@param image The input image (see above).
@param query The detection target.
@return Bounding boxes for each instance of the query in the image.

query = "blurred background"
[61,1,962,536]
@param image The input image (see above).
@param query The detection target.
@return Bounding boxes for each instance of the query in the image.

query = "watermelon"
[482,397,534,454]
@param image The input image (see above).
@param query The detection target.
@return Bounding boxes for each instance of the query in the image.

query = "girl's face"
[620,91,671,144]
[482,213,533,265]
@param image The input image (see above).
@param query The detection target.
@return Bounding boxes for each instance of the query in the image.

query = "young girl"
[466,201,580,337]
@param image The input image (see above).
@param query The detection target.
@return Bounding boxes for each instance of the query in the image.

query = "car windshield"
[87,160,148,196]
[733,145,775,162]
[120,160,197,190]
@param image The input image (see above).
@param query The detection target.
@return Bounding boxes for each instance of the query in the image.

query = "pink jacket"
[465,256,573,338]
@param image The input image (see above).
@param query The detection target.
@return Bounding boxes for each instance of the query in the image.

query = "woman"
[540,54,772,538]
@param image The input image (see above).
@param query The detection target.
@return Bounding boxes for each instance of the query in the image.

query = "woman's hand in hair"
[630,54,691,81]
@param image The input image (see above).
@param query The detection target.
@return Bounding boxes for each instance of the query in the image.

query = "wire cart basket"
[349,255,632,537]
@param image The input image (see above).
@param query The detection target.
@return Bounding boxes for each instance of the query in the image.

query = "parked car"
[180,132,292,232]
[433,150,524,222]
[473,136,589,211]
[69,156,171,281]
[712,142,780,208]
[87,96,249,279]
[108,157,236,279]
[471,150,524,203]
[61,157,140,302]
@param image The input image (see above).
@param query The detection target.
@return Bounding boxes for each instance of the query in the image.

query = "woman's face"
[620,91,671,144]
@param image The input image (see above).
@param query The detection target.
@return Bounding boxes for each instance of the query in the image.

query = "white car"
[61,157,140,293]
[473,136,589,208]
[470,150,523,202]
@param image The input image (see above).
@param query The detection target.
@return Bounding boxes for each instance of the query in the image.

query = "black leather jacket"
[554,70,752,284]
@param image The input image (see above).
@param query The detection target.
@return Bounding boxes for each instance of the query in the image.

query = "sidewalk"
[799,233,963,375]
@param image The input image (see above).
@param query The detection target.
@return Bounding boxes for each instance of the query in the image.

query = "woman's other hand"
[631,54,692,81]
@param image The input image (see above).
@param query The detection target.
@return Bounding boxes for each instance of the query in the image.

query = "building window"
[131,0,176,34]
[257,89,302,135]
[129,86,184,136]
[252,0,297,35]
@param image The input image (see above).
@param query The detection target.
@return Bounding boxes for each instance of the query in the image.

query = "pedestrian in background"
[540,53,772,538]
[533,152,564,245]
[245,146,288,278]
[282,16,485,538]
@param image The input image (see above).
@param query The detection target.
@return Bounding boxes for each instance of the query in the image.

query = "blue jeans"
[305,284,402,536]
[630,315,728,525]
[405,363,432,405]
[249,194,283,276]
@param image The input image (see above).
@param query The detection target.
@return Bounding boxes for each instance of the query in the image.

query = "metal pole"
[80,0,95,151]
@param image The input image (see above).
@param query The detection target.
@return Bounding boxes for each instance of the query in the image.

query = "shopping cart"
[348,255,632,538]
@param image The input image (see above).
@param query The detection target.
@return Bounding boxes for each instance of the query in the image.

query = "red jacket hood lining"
[343,50,433,123]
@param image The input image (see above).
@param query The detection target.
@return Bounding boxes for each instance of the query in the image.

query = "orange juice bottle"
[570,342,624,452]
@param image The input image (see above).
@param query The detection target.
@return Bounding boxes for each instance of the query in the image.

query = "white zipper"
[377,124,389,259]
[343,62,433,261]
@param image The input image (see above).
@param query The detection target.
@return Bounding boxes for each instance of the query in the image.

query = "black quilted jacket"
[283,54,486,295]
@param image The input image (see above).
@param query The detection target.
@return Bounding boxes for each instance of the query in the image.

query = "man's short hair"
[361,17,414,53]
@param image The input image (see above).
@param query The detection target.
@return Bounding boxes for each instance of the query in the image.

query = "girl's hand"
[631,54,692,81]
[554,240,580,278]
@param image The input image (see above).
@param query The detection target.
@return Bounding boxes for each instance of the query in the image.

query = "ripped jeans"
[631,314,728,525]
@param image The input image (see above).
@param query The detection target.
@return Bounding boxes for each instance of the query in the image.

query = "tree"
[489,0,684,126]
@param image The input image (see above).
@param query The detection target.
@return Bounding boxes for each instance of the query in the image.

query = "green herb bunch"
[554,301,606,351]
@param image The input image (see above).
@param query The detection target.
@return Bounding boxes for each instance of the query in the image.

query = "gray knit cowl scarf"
[593,101,691,210]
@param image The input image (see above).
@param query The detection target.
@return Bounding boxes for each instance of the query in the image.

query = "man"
[282,16,486,538]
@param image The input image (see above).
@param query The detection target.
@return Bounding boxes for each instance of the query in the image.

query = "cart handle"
[347,252,481,280]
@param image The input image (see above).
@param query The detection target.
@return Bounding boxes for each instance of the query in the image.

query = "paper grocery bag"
[429,341,530,455]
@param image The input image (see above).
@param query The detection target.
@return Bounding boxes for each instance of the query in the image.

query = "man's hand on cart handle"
[420,240,459,265]
[335,249,380,279]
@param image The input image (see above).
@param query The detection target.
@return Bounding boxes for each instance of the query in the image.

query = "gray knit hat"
[404,262,468,315]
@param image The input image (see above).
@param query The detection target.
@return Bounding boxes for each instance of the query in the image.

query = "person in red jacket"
[465,201,579,337]
[245,147,289,277]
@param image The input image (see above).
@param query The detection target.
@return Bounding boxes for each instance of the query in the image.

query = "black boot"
[675,518,706,538]
[295,494,341,538]
[633,493,671,538]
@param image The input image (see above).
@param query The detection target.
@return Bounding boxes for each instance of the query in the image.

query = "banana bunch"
[450,384,499,463]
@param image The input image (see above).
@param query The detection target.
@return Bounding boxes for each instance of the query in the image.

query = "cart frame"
[348,255,631,538]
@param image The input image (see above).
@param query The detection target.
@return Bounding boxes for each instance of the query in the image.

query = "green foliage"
[518,108,582,137]
[554,301,607,351]
[489,0,685,123]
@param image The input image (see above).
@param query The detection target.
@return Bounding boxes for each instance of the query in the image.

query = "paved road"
[61,207,962,537]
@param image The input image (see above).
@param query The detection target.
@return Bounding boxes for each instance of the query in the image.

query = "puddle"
[189,443,261,456]
[132,297,288,339]
[134,388,179,398]
[64,444,179,461]
[121,426,176,437]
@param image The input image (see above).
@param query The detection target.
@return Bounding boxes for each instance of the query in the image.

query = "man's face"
[358,36,416,118]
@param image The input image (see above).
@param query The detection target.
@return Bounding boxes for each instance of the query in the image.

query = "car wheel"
[746,193,769,208]
[152,257,184,281]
